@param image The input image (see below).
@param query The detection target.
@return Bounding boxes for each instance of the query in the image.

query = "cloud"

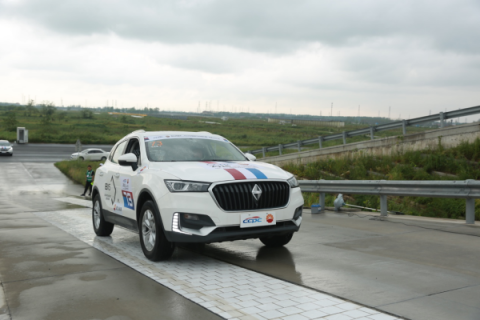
[1,0,480,55]
[1,0,479,119]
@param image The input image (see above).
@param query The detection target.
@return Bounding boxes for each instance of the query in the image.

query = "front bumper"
[165,220,300,243]
[0,150,13,155]
[157,185,304,243]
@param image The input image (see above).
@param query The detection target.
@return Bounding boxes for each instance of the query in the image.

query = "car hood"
[149,161,292,183]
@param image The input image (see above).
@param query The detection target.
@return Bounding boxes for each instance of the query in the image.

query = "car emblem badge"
[252,184,262,201]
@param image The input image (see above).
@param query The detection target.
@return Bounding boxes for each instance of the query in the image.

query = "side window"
[125,138,142,166]
[111,141,127,164]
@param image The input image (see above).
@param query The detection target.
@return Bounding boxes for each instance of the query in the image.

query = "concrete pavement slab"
[33,208,402,320]
[202,211,480,320]
[4,267,218,320]
[381,285,480,320]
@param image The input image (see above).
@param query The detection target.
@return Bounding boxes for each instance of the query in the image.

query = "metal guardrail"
[249,105,480,157]
[299,179,479,224]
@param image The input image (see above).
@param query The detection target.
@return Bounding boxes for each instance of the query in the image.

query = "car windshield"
[145,137,247,162]
[0,142,11,146]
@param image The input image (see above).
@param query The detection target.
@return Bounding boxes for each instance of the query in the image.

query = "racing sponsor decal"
[198,161,267,180]
[120,176,131,192]
[240,212,276,228]
[110,176,117,205]
[150,141,163,147]
[122,190,135,210]
[266,214,274,223]
[243,216,262,224]
[136,164,149,175]
[144,134,228,143]
[113,203,123,214]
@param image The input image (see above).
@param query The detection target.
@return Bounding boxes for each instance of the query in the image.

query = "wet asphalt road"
[1,160,480,319]
[0,162,221,320]
[0,143,114,163]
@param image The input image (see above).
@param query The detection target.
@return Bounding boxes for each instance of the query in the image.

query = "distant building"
[267,118,345,128]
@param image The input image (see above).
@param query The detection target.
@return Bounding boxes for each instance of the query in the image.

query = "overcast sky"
[1,0,479,119]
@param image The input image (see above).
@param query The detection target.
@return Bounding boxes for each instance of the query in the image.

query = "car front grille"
[212,181,290,211]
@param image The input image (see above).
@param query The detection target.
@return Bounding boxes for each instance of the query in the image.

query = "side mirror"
[245,153,256,161]
[118,153,138,171]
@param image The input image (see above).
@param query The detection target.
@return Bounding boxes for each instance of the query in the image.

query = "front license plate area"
[240,212,276,228]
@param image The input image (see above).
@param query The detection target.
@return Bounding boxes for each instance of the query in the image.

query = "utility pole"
[331,102,333,117]
[388,106,391,119]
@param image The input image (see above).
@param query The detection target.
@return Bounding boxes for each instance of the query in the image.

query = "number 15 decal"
[122,191,135,210]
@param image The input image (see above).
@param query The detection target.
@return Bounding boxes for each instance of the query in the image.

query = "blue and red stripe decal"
[225,168,268,180]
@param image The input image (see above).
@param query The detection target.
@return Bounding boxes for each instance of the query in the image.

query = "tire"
[101,156,107,161]
[79,157,84,161]
[92,194,114,236]
[260,233,293,247]
[139,200,175,261]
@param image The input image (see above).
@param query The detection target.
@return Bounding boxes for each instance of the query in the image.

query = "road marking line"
[34,209,402,320]
[0,283,9,320]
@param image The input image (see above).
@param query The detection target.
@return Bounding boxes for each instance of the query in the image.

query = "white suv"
[92,130,304,261]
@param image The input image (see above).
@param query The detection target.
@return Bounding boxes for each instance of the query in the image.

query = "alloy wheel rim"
[142,210,156,252]
[94,201,101,229]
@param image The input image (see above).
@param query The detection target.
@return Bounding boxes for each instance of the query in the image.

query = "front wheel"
[92,194,114,236]
[101,156,107,161]
[79,157,84,161]
[260,233,293,247]
[139,200,175,261]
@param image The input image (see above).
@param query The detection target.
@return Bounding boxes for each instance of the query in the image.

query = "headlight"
[165,180,211,192]
[287,176,299,188]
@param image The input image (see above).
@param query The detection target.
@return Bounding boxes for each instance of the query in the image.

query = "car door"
[102,140,127,214]
[93,150,102,161]
[87,150,97,161]
[112,137,143,223]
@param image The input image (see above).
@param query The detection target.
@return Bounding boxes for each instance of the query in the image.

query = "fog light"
[179,212,216,230]
[183,213,199,220]
[293,206,303,220]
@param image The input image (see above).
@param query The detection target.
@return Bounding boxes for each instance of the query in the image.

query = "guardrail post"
[278,144,283,155]
[439,112,445,128]
[370,127,375,140]
[343,131,347,145]
[466,198,475,224]
[297,140,301,152]
[262,147,266,158]
[402,120,407,135]
[319,192,325,213]
[380,195,388,216]
[318,136,323,149]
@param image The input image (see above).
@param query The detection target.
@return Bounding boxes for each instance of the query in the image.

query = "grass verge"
[283,138,480,221]
[55,160,103,185]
